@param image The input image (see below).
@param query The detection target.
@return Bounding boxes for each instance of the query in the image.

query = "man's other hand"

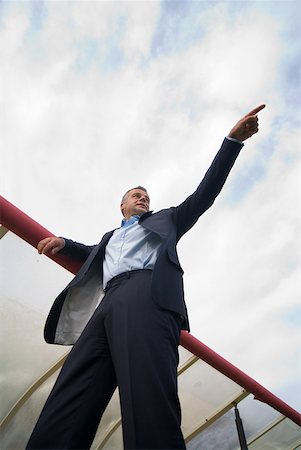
[229,104,266,142]
[37,237,65,255]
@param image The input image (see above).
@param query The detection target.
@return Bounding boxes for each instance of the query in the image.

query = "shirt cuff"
[226,136,244,145]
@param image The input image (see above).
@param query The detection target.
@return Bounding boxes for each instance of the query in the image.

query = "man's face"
[121,189,150,219]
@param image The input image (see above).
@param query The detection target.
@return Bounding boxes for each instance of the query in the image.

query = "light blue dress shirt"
[101,137,242,288]
[102,215,161,288]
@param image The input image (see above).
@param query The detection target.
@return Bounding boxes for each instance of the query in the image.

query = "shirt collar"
[121,215,140,228]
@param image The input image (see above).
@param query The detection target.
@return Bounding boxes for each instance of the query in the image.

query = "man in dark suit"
[26,105,265,450]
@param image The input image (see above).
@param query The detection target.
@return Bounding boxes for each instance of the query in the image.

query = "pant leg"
[26,298,117,450]
[104,270,186,450]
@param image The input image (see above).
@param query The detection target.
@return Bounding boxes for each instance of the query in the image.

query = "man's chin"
[135,207,148,216]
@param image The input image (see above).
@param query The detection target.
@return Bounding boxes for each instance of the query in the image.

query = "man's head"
[120,186,150,219]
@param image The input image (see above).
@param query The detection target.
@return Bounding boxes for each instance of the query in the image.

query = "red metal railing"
[0,196,81,274]
[1,195,300,427]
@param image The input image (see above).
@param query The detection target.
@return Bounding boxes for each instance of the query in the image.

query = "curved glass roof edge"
[95,418,122,450]
[0,352,69,431]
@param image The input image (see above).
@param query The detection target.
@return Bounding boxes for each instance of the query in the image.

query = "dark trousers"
[26,270,186,450]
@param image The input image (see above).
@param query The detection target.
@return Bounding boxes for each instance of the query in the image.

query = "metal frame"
[247,415,301,448]
[0,353,69,432]
[0,225,9,239]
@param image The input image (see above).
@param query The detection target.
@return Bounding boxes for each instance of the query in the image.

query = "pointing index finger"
[246,104,266,117]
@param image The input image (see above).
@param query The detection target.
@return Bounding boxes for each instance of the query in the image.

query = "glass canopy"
[1,196,300,449]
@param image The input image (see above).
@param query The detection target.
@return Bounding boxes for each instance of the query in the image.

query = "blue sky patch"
[73,13,126,74]
[29,0,48,33]
[73,37,101,73]
[283,305,301,328]
[73,36,126,74]
[151,0,214,58]
[225,134,278,205]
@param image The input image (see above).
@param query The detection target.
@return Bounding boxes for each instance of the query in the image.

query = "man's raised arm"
[174,104,266,239]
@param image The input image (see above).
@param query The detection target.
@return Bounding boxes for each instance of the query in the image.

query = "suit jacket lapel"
[139,210,170,239]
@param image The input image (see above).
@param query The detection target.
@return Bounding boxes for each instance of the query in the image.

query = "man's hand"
[229,104,266,142]
[37,237,65,255]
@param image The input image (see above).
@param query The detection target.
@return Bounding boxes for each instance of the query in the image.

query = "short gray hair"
[121,186,148,203]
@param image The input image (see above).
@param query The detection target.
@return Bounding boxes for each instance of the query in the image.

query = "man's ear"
[120,203,124,215]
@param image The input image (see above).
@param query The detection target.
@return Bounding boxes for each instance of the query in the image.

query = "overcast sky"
[1,0,300,413]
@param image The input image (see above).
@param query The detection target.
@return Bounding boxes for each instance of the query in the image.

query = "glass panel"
[0,371,59,450]
[187,397,301,450]
[233,394,301,448]
[91,389,121,449]
[248,417,301,450]
[187,409,240,450]
[235,394,280,439]
[1,231,73,315]
[101,425,123,450]
[178,358,244,437]
[179,346,194,368]
[1,232,72,418]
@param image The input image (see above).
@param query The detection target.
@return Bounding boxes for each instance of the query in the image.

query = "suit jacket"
[44,138,243,345]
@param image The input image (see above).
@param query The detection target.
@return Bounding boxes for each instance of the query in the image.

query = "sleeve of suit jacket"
[59,238,96,262]
[174,138,243,240]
